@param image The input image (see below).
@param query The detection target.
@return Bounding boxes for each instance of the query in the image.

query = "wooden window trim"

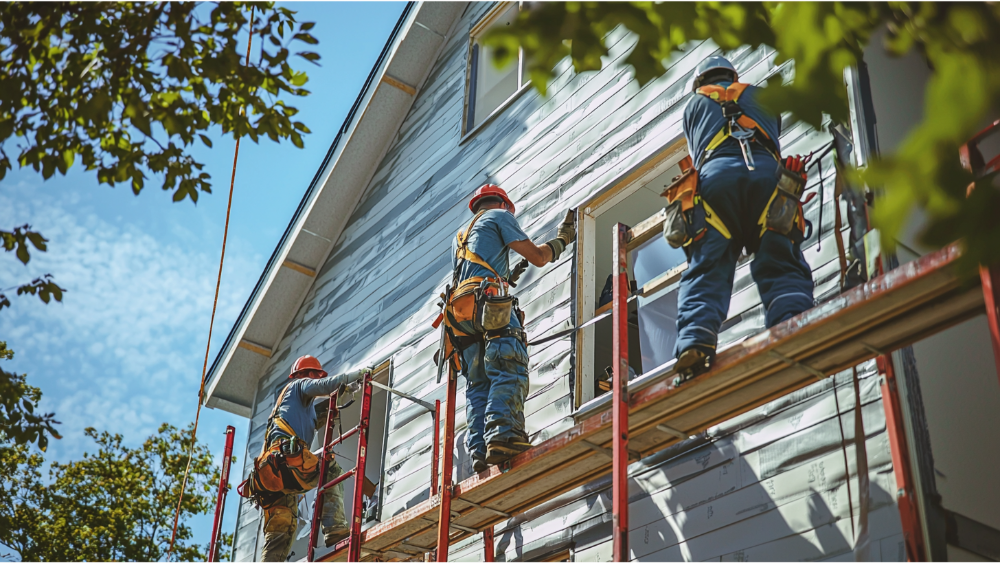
[573,137,689,408]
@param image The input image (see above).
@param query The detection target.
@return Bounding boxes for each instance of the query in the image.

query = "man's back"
[273,374,351,444]
[683,81,782,169]
[452,208,529,283]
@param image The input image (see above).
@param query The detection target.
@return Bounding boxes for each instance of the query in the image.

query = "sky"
[0,1,406,557]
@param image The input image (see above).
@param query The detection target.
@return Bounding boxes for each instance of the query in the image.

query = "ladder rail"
[611,223,630,562]
[208,425,236,563]
[307,387,342,562]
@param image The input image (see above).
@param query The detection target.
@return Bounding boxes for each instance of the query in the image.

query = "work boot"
[324,525,349,548]
[674,347,712,383]
[472,455,488,474]
[485,433,531,465]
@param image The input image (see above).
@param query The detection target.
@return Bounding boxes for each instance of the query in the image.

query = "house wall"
[863,30,1000,557]
[231,3,904,560]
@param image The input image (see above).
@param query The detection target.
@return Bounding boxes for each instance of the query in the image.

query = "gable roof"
[203,1,466,416]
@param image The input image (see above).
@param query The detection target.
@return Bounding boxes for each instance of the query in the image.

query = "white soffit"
[204,2,466,417]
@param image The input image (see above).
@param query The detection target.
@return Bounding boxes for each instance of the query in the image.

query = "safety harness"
[696,82,781,170]
[237,382,323,510]
[663,82,805,250]
[434,211,526,375]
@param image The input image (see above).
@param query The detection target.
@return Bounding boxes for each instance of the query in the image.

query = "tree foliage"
[484,2,1000,273]
[0,341,60,452]
[0,422,233,562]
[0,1,319,309]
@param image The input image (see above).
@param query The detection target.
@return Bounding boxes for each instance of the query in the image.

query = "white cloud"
[0,181,261,462]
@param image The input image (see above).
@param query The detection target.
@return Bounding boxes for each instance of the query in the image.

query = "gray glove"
[508,259,529,287]
[546,238,566,263]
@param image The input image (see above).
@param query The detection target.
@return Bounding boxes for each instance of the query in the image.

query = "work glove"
[508,259,529,287]
[557,208,577,244]
[545,238,566,263]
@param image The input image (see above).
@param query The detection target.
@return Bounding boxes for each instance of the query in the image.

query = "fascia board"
[203,3,422,413]
[204,2,465,417]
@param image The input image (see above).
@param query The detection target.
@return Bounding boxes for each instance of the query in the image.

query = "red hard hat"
[468,184,515,215]
[290,355,327,379]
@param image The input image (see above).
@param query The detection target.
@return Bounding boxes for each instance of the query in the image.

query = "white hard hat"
[691,56,738,91]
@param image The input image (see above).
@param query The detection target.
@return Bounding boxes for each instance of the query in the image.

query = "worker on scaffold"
[256,355,362,561]
[665,56,813,376]
[438,184,576,473]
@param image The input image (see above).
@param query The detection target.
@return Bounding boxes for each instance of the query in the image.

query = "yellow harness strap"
[698,83,780,161]
[455,211,504,282]
[261,383,293,456]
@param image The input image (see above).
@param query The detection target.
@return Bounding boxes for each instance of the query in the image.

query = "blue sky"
[0,1,406,556]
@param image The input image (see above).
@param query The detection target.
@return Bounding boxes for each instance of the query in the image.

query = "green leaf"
[199,134,213,148]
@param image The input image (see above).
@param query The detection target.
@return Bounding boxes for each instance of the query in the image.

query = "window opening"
[576,145,689,405]
[464,3,526,134]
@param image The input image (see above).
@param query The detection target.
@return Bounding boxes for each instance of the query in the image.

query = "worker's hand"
[557,209,577,244]
[508,259,529,287]
[784,155,808,180]
[346,380,363,395]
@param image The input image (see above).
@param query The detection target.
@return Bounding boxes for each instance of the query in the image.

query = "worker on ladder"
[439,184,575,472]
[666,56,813,376]
[259,355,362,561]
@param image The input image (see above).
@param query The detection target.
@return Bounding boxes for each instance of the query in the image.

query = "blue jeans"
[674,154,814,357]
[456,317,529,460]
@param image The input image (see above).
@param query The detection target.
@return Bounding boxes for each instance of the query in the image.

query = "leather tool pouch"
[766,163,807,236]
[661,164,701,249]
[475,279,514,332]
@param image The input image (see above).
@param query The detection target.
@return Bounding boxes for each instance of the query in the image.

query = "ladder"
[207,425,236,562]
[299,366,497,562]
[306,371,374,562]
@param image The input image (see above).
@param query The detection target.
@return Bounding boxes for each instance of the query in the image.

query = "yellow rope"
[166,6,255,560]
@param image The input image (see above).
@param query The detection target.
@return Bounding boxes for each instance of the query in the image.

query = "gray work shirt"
[272,373,355,446]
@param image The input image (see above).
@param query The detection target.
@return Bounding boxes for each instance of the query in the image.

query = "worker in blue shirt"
[261,355,362,562]
[672,56,814,375]
[442,184,575,473]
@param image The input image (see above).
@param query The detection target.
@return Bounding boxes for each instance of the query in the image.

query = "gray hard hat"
[691,56,738,91]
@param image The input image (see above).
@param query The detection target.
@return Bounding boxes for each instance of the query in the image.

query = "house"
[204,3,1000,561]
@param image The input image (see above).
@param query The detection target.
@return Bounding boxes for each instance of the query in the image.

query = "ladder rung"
[317,468,355,494]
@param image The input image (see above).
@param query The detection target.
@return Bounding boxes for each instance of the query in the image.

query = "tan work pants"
[260,457,346,562]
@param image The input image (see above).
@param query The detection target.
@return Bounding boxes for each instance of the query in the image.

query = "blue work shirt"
[273,372,355,445]
[452,209,529,283]
[684,80,781,170]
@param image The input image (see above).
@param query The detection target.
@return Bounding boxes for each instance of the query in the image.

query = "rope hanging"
[166,5,255,559]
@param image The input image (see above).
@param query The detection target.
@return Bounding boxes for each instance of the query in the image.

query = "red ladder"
[308,371,373,562]
[208,425,236,562]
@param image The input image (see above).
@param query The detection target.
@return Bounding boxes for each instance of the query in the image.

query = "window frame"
[573,138,689,408]
[461,2,530,140]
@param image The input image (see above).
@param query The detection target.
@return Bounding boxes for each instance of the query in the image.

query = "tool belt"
[432,211,527,372]
[662,156,732,249]
[763,161,809,236]
[237,387,322,510]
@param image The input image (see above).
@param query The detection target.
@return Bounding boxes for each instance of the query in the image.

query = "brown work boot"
[674,347,712,382]
[324,525,349,548]
[472,455,488,474]
[485,433,531,465]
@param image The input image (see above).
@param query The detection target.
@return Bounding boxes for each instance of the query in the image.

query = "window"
[575,143,690,406]
[464,2,527,134]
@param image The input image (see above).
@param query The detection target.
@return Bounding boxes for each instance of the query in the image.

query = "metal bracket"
[370,380,435,412]
[862,343,886,356]
[656,424,688,440]
[450,522,479,535]
[456,498,511,518]
[581,439,640,461]
[769,350,827,380]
